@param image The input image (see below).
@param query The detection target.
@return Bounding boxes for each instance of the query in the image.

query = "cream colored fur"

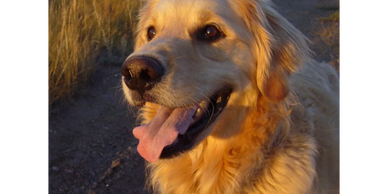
[122,0,339,193]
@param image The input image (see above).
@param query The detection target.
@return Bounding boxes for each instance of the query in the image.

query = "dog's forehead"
[154,0,220,11]
[151,0,234,23]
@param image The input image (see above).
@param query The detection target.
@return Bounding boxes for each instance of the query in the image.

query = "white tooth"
[194,107,202,118]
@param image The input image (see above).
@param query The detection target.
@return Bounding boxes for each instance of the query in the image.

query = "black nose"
[121,56,164,93]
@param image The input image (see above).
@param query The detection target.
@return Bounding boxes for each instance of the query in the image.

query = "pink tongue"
[133,106,198,163]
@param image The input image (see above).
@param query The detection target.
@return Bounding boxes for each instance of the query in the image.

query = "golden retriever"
[121,0,339,193]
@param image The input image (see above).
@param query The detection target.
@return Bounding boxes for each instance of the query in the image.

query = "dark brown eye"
[206,25,219,38]
[147,27,156,40]
[197,25,222,42]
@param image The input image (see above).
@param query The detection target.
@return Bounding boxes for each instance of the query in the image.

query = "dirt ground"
[48,0,339,193]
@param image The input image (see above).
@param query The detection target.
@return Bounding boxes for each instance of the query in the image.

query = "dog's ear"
[236,0,311,102]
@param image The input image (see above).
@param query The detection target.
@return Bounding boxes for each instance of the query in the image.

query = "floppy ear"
[237,0,311,102]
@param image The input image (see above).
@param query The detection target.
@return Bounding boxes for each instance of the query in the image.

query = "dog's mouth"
[132,87,232,163]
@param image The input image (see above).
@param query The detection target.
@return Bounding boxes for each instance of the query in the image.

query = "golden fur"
[122,0,339,193]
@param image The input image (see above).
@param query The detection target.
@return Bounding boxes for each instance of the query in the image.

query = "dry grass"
[317,11,339,72]
[317,5,339,11]
[49,0,141,107]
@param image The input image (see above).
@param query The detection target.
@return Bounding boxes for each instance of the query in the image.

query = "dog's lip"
[159,87,232,159]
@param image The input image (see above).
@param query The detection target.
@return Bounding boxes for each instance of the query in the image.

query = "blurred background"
[48,0,339,193]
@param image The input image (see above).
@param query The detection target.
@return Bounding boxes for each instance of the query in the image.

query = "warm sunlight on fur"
[121,0,339,193]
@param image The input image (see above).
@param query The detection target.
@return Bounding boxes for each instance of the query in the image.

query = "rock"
[52,166,59,171]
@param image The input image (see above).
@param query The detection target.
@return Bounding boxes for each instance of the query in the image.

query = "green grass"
[49,0,141,107]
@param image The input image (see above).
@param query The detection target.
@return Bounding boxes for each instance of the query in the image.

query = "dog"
[121,0,339,193]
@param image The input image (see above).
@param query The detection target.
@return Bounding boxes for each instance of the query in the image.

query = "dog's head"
[122,0,310,162]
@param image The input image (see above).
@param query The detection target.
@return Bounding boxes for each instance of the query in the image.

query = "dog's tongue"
[133,106,198,163]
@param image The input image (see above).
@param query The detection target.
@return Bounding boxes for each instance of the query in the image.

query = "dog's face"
[122,0,309,162]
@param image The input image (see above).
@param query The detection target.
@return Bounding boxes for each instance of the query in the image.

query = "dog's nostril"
[121,68,132,80]
[140,68,160,82]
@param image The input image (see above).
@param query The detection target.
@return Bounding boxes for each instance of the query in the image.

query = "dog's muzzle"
[121,56,164,94]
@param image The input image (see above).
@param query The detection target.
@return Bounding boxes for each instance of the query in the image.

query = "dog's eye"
[147,27,156,40]
[198,25,222,42]
[206,26,219,38]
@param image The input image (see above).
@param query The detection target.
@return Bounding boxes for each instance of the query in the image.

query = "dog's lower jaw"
[132,87,232,162]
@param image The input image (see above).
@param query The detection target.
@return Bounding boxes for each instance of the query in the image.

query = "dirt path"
[49,0,338,193]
